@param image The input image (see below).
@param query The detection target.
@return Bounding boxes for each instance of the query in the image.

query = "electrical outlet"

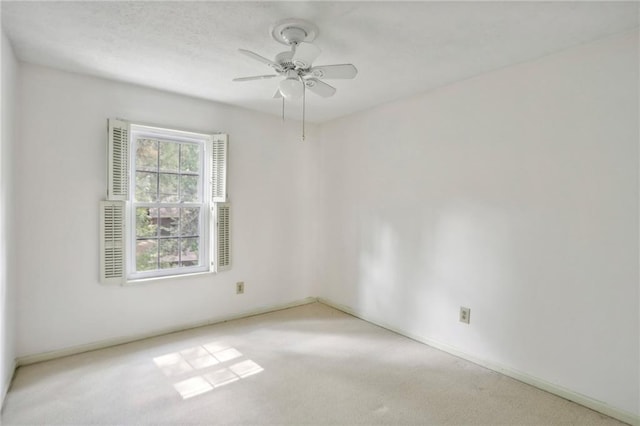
[236,281,244,294]
[459,307,470,324]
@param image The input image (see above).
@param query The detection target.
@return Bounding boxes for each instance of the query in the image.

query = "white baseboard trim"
[16,297,317,367]
[1,359,17,414]
[318,298,639,426]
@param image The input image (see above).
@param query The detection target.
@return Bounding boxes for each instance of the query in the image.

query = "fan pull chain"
[282,96,285,122]
[302,81,306,141]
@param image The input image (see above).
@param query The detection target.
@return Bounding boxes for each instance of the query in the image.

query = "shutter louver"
[211,134,228,202]
[108,119,130,200]
[100,201,126,284]
[216,203,231,272]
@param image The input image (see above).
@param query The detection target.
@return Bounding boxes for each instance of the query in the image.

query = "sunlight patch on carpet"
[154,341,264,400]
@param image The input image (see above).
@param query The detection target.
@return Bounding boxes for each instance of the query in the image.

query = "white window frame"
[101,119,229,285]
[128,125,211,280]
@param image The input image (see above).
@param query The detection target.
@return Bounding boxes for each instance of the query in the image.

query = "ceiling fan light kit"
[233,18,358,140]
[280,73,304,99]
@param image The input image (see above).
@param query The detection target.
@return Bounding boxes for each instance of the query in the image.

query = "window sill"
[124,270,217,286]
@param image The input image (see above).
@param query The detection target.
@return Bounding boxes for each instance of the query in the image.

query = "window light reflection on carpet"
[154,341,264,400]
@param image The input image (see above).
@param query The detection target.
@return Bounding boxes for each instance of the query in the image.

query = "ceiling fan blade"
[309,64,358,79]
[238,49,283,72]
[304,78,336,98]
[232,75,279,82]
[292,42,321,69]
[273,89,283,98]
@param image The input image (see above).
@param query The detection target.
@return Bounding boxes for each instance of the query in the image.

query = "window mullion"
[135,202,201,208]
[156,141,161,271]
[178,207,183,267]
[178,144,182,267]
[178,143,183,203]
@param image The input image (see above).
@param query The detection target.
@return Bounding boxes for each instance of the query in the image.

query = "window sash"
[127,129,210,280]
[131,203,208,274]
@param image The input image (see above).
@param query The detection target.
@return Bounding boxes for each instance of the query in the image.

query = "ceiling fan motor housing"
[275,50,314,74]
[275,51,295,70]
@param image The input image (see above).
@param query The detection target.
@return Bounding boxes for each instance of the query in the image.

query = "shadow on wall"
[355,200,517,355]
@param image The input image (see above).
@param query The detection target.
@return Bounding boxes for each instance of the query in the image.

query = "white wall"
[0,31,18,407]
[14,64,317,357]
[313,31,639,417]
[7,27,639,421]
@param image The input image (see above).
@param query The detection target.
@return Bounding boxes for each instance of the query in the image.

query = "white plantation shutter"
[101,118,231,281]
[211,134,228,202]
[209,135,231,273]
[216,203,231,272]
[107,119,130,200]
[100,201,126,284]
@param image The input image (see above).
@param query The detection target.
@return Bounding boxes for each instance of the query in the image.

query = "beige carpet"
[1,302,625,425]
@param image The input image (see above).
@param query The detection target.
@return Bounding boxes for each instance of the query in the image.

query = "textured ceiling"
[2,1,638,123]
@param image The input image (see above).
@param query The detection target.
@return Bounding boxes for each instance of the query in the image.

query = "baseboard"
[318,298,639,426]
[1,359,17,414]
[16,297,317,367]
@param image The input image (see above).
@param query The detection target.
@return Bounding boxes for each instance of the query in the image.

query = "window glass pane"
[159,173,179,203]
[136,207,158,238]
[159,141,179,172]
[181,144,200,173]
[135,172,157,202]
[181,208,200,237]
[159,238,180,269]
[181,237,199,267]
[136,139,158,171]
[136,239,158,271]
[181,175,199,202]
[159,207,180,237]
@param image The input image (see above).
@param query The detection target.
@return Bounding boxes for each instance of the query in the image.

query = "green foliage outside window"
[134,138,203,272]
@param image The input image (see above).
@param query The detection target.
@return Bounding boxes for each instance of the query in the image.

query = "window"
[101,119,230,284]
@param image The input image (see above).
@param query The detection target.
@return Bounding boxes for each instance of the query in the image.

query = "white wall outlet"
[236,281,244,294]
[460,307,470,324]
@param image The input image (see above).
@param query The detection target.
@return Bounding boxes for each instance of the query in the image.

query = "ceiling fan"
[233,18,357,138]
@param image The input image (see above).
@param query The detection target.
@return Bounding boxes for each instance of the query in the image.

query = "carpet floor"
[1,302,626,425]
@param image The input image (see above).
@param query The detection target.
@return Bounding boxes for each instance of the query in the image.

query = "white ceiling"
[2,1,638,123]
